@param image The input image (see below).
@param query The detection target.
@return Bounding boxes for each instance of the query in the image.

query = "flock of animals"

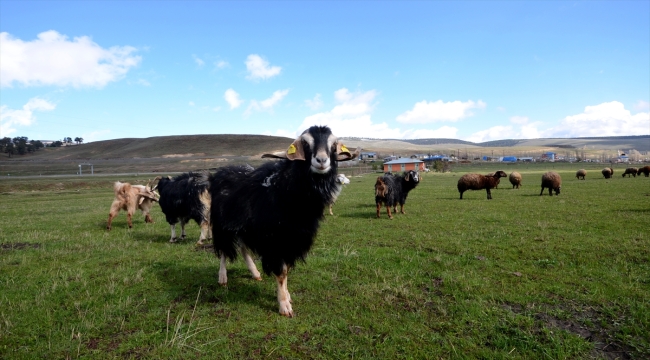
[105,125,650,317]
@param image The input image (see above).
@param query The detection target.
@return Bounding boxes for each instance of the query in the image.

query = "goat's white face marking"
[309,133,336,174]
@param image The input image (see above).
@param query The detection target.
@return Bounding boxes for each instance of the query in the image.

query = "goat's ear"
[262,137,306,161]
[405,173,410,181]
[336,144,360,161]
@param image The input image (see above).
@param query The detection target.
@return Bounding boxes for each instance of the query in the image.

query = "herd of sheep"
[105,125,649,317]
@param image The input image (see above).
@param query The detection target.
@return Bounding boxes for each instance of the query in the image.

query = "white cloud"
[464,101,648,143]
[545,101,649,137]
[215,60,229,69]
[634,100,649,111]
[1,30,141,88]
[285,88,458,139]
[403,126,459,139]
[246,89,290,115]
[224,89,243,109]
[0,97,56,136]
[509,116,529,125]
[192,54,205,67]
[396,99,486,124]
[245,54,281,80]
[305,94,323,110]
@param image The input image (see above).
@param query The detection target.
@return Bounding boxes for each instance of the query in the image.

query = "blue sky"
[1,0,648,143]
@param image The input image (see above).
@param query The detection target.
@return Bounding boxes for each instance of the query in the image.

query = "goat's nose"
[315,156,328,165]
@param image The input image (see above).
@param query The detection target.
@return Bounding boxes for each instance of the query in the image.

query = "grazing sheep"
[374,170,420,219]
[152,171,213,245]
[622,167,638,178]
[602,167,614,179]
[540,171,562,196]
[576,169,587,180]
[509,171,522,189]
[457,171,508,200]
[329,173,350,215]
[638,166,650,177]
[210,125,358,317]
[107,181,159,230]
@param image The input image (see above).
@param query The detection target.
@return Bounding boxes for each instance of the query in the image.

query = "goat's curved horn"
[150,176,162,191]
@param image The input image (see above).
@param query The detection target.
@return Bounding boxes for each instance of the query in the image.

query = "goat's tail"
[114,181,131,196]
[375,177,387,197]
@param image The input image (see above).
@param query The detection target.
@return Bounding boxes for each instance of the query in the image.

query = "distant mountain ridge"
[4,134,648,161]
[343,135,650,151]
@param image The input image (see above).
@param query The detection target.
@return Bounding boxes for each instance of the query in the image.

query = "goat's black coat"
[375,170,420,208]
[210,126,340,276]
[156,171,211,227]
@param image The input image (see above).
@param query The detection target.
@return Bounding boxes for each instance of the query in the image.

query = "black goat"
[210,126,358,317]
[375,170,420,219]
[153,171,212,245]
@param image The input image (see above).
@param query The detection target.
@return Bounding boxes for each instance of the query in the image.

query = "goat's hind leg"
[169,223,178,243]
[196,220,210,246]
[218,254,228,286]
[241,247,261,281]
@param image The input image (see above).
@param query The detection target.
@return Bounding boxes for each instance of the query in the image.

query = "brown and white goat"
[107,181,159,230]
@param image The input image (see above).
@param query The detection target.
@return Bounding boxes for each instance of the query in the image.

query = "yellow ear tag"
[287,144,297,155]
[341,145,349,153]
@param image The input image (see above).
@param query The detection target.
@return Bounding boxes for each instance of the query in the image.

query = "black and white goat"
[152,171,212,245]
[210,126,358,317]
[329,173,350,215]
[375,170,420,219]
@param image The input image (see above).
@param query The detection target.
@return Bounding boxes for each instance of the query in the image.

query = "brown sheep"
[107,181,159,230]
[509,171,522,189]
[622,167,638,178]
[540,171,561,196]
[638,166,650,177]
[575,169,586,180]
[601,167,614,179]
[486,170,506,189]
[457,170,507,200]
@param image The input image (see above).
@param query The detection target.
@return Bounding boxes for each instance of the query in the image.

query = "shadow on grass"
[152,261,277,313]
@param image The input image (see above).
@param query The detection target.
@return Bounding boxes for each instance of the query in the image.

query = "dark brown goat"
[457,170,507,200]
[638,166,650,177]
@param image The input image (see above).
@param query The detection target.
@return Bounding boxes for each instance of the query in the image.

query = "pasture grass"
[0,165,649,359]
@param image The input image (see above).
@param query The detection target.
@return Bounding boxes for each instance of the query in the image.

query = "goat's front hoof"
[106,227,111,231]
[279,302,294,317]
[195,239,204,246]
[169,238,178,243]
[388,216,394,220]
[253,276,262,281]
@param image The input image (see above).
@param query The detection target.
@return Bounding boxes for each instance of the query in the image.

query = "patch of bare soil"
[502,302,637,359]
[1,242,41,251]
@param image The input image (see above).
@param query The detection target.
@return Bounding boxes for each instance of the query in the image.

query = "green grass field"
[1,164,648,359]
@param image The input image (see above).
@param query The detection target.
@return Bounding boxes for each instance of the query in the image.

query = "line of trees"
[1,136,84,157]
